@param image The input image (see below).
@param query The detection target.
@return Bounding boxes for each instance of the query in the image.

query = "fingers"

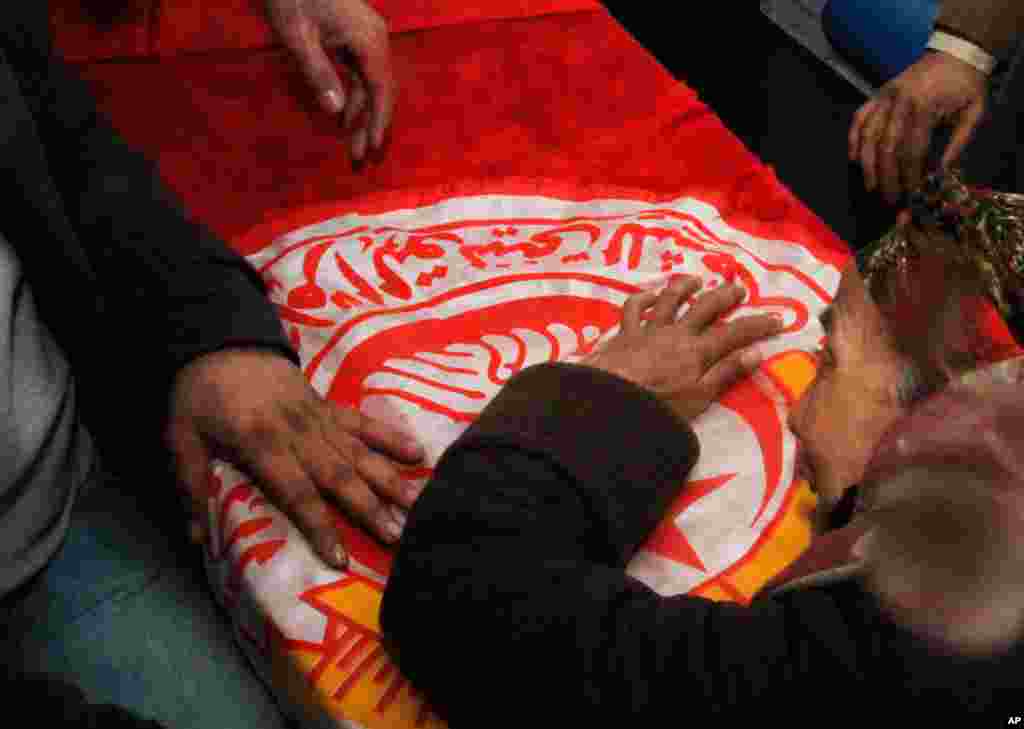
[651,276,702,324]
[621,289,660,334]
[942,99,986,169]
[299,430,406,544]
[353,37,396,152]
[281,24,349,117]
[319,404,421,521]
[701,346,764,399]
[704,314,784,369]
[352,447,419,513]
[901,100,934,195]
[878,95,912,205]
[249,443,355,569]
[351,127,370,165]
[335,405,425,464]
[858,94,893,194]
[344,70,370,162]
[680,282,746,332]
[849,99,873,162]
[343,68,368,129]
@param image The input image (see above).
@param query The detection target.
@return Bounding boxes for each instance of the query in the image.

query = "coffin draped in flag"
[50,1,852,725]
[202,181,838,728]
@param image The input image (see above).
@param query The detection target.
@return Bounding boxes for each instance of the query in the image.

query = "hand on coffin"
[581,276,785,422]
[165,347,425,569]
[264,0,396,163]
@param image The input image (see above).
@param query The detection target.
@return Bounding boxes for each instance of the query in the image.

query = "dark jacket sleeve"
[5,6,297,398]
[7,673,165,729]
[380,363,1022,724]
[380,364,845,723]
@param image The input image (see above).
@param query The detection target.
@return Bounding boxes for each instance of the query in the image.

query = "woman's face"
[788,266,907,532]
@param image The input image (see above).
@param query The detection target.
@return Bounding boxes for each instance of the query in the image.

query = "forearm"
[380,363,845,723]
[19,47,297,387]
[381,446,711,724]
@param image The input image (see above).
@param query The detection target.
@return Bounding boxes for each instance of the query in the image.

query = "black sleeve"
[380,363,875,725]
[6,673,165,729]
[5,8,298,396]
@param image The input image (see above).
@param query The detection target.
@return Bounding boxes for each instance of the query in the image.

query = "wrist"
[926,30,997,76]
[173,345,297,388]
[579,352,640,388]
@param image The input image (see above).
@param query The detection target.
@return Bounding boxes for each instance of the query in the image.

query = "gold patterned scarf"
[855,170,1024,378]
[857,169,1024,320]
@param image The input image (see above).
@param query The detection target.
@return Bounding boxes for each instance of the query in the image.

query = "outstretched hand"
[166,348,425,569]
[264,0,396,162]
[850,51,988,205]
[582,276,785,422]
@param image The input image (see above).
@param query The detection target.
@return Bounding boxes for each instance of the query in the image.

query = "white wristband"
[926,30,997,75]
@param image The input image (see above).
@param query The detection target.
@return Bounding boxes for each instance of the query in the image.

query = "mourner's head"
[788,170,1024,534]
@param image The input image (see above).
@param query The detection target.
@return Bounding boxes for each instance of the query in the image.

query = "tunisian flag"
[55,2,848,727]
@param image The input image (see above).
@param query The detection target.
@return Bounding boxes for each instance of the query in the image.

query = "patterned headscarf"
[854,170,1024,381]
[856,169,1024,320]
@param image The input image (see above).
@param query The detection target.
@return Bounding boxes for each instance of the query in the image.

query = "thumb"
[702,347,763,398]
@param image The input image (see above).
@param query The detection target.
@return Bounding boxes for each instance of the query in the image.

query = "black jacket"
[0,4,297,478]
[381,363,1024,725]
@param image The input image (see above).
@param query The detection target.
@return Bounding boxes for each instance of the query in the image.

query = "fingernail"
[322,89,344,114]
[390,504,408,531]
[332,543,349,570]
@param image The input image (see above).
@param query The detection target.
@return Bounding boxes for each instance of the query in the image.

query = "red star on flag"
[644,473,737,571]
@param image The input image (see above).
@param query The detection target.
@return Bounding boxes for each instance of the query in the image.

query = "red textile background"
[52,2,848,265]
[52,0,602,60]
